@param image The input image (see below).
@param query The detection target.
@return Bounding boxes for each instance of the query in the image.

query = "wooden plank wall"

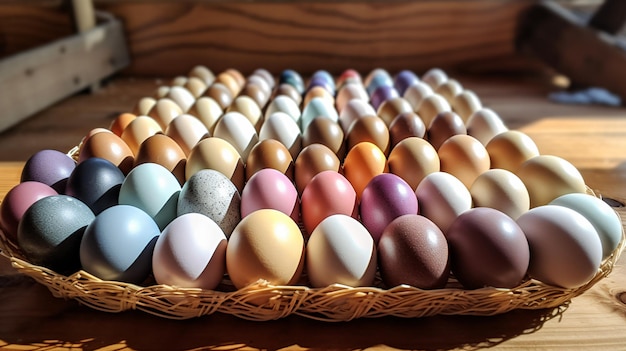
[0,1,564,77]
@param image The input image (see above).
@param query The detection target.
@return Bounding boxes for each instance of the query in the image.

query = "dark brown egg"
[346,115,390,155]
[294,143,341,194]
[427,111,466,150]
[302,117,345,160]
[134,134,187,185]
[246,139,294,181]
[388,112,426,148]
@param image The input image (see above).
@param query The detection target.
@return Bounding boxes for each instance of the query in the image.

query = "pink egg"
[240,168,299,222]
[0,181,58,243]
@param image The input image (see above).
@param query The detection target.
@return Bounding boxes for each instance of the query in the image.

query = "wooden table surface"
[1,75,626,350]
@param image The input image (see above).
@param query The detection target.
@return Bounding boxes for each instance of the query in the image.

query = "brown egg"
[227,95,263,132]
[486,130,540,172]
[302,117,346,160]
[187,96,223,134]
[335,83,369,114]
[132,97,156,116]
[166,86,196,112]
[78,130,134,174]
[438,134,490,188]
[205,83,234,110]
[246,139,294,181]
[184,76,208,98]
[387,137,440,190]
[417,94,451,129]
[403,81,433,111]
[427,111,467,150]
[188,65,215,86]
[294,143,341,194]
[216,71,242,97]
[109,113,136,137]
[247,75,272,100]
[165,114,210,156]
[274,83,302,106]
[388,112,426,148]
[224,68,246,90]
[134,134,187,185]
[186,137,246,193]
[240,82,269,109]
[148,98,183,130]
[120,116,163,156]
[346,115,390,155]
[435,79,463,105]
[376,97,413,126]
[453,90,482,122]
[343,142,388,199]
[304,86,334,107]
[252,68,275,88]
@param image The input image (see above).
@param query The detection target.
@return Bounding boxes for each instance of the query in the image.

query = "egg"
[335,83,369,114]
[377,97,413,127]
[241,168,299,221]
[184,76,208,98]
[280,69,305,94]
[78,131,135,174]
[213,111,259,161]
[304,85,335,108]
[378,214,449,289]
[132,97,157,117]
[259,111,302,159]
[427,111,467,150]
[247,74,272,99]
[134,134,186,185]
[154,86,170,99]
[264,95,301,125]
[65,157,125,215]
[435,79,463,105]
[224,68,246,91]
[227,95,263,131]
[80,204,160,284]
[311,69,336,93]
[302,116,345,159]
[246,139,294,181]
[486,130,540,172]
[188,65,215,86]
[165,114,209,155]
[360,173,418,243]
[301,170,358,235]
[294,143,342,194]
[388,112,426,148]
[466,108,508,146]
[343,142,388,199]
[415,172,472,233]
[517,155,587,207]
[438,134,490,189]
[306,214,377,288]
[186,137,246,193]
[166,86,196,112]
[370,85,399,111]
[148,98,183,130]
[346,115,390,156]
[517,205,603,288]
[469,169,530,220]
[365,69,393,96]
[453,90,482,122]
[550,193,622,259]
[21,149,76,193]
[301,97,339,132]
[216,71,242,97]
[393,70,419,96]
[109,113,136,136]
[0,181,57,244]
[226,209,304,289]
[337,69,362,88]
[18,195,95,273]
[252,68,275,88]
[120,116,163,156]
[177,169,241,237]
[118,163,181,230]
[417,94,451,129]
[204,83,234,110]
[447,207,530,289]
[403,81,433,111]
[338,99,377,134]
[274,83,302,105]
[387,137,440,190]
[421,68,448,89]
[153,213,227,289]
[240,81,270,109]
[187,96,223,135]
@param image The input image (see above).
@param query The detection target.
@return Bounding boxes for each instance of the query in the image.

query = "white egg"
[466,108,508,145]
[415,172,472,234]
[213,111,259,161]
[259,112,302,159]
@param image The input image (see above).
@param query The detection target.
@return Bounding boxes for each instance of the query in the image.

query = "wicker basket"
[1,207,623,322]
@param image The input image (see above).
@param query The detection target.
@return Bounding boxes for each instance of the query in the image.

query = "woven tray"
[1,210,624,321]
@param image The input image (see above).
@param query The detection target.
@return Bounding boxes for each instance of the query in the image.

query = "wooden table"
[1,75,626,350]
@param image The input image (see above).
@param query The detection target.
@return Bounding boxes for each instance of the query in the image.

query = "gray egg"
[177,169,241,237]
[17,195,95,273]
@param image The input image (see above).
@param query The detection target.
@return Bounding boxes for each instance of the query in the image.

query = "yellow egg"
[486,130,540,172]
[387,137,440,190]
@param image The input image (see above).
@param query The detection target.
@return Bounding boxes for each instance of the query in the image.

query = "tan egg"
[240,82,270,109]
[205,83,234,110]
[167,86,196,112]
[516,155,587,208]
[304,86,334,107]
[120,116,163,156]
[376,97,413,126]
[417,94,451,129]
[224,68,246,90]
[466,108,508,146]
[486,130,540,172]
[470,169,529,219]
[421,68,448,89]
[346,115,390,155]
[186,137,245,193]
[453,90,482,122]
[78,130,135,174]
[335,83,369,114]
[427,111,466,150]
[154,86,170,99]
[188,96,223,134]
[387,137,439,190]
[171,76,188,86]
[134,134,187,185]
[388,112,426,148]
[148,98,183,130]
[435,79,463,105]
[438,134,490,189]
[246,139,294,181]
[247,74,272,100]
[213,111,259,161]
[109,113,136,137]
[295,143,341,194]
[188,65,215,86]
[403,81,433,112]
[165,114,210,156]
[227,95,263,132]
[302,117,346,160]
[184,76,208,98]
[216,71,242,97]
[274,83,303,106]
[338,99,377,133]
[132,97,156,116]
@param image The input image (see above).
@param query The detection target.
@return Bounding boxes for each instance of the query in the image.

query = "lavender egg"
[21,149,76,193]
[370,85,399,111]
[393,70,419,96]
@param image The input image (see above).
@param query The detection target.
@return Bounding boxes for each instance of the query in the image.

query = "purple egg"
[393,70,419,96]
[360,173,418,243]
[21,149,76,193]
[370,85,399,111]
[307,76,335,96]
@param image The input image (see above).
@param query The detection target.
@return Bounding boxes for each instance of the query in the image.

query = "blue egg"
[21,149,76,193]
[311,70,336,91]
[366,71,393,96]
[394,70,419,96]
[279,69,305,94]
[80,205,160,283]
[18,195,95,273]
[65,157,125,215]
[307,75,335,96]
[300,97,339,132]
